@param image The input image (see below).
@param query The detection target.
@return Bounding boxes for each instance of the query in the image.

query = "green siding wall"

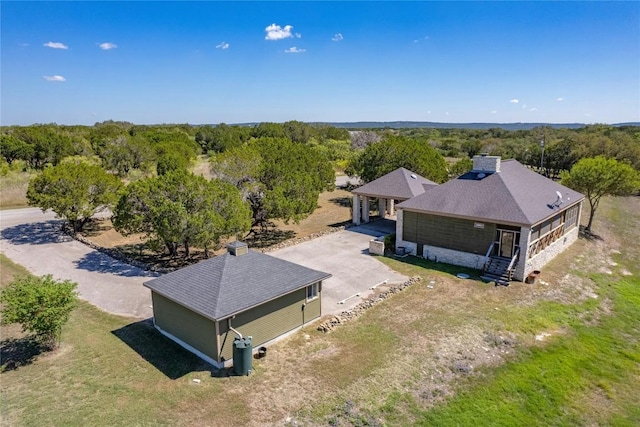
[218,286,320,362]
[403,211,496,254]
[151,293,218,362]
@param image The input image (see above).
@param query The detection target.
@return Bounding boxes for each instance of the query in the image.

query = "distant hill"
[229,121,639,130]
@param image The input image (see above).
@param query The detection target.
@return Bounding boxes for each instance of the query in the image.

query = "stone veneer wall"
[422,245,486,270]
[523,226,579,279]
[472,155,501,173]
[395,210,417,255]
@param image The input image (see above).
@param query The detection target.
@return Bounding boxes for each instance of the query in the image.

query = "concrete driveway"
[1,208,405,319]
[0,208,156,319]
[271,219,408,315]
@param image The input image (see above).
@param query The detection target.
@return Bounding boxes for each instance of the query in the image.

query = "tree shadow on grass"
[111,319,213,380]
[0,336,46,373]
[329,196,352,208]
[1,220,71,245]
[245,229,296,249]
[579,226,604,242]
[77,217,112,237]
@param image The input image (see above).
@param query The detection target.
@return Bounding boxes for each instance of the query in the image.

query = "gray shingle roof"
[397,160,584,225]
[352,167,437,200]
[144,250,331,320]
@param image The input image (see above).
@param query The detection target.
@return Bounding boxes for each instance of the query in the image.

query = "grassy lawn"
[1,197,639,426]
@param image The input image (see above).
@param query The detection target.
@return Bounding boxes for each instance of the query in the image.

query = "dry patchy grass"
[0,171,33,209]
[2,197,639,426]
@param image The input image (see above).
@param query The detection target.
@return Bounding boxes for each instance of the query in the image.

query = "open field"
[0,171,33,210]
[2,196,638,426]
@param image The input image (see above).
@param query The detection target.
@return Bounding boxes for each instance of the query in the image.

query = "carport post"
[362,196,370,223]
[380,198,387,219]
[352,195,361,225]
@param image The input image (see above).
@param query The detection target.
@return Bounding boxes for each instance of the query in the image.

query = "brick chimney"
[227,241,248,256]
[472,154,501,173]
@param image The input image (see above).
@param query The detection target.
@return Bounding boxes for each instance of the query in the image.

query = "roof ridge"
[494,171,531,224]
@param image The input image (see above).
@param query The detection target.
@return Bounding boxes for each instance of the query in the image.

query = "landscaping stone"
[317,276,421,333]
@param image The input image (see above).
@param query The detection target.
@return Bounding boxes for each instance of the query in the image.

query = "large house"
[144,241,331,368]
[356,155,584,283]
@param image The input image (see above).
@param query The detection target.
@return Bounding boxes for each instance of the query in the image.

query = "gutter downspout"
[228,318,243,339]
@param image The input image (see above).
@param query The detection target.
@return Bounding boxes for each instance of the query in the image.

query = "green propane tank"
[232,336,252,376]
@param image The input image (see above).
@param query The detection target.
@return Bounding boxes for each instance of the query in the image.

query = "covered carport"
[351,167,437,225]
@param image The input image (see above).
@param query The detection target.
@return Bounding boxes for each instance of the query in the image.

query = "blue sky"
[2,1,639,126]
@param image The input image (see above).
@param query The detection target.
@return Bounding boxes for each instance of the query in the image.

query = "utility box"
[233,337,253,376]
[369,239,384,255]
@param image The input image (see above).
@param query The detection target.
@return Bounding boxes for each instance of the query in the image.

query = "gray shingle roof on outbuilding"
[397,160,584,226]
[144,248,331,321]
[352,167,437,200]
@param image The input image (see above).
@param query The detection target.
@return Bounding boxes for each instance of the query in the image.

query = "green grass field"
[1,197,638,426]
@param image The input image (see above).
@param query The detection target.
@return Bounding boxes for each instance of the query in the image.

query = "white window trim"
[306,282,319,302]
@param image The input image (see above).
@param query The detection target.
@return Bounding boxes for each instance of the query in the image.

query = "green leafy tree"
[346,135,449,183]
[449,157,473,178]
[100,135,156,176]
[211,138,334,231]
[113,171,251,258]
[1,275,78,349]
[561,156,640,233]
[27,162,123,232]
[252,122,287,139]
[11,125,76,169]
[0,134,34,165]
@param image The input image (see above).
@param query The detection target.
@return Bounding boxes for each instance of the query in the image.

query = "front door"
[499,231,515,258]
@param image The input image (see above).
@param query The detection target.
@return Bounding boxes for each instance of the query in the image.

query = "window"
[306,283,319,301]
[565,204,579,230]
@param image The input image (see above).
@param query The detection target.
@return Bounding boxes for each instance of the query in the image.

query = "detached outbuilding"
[144,241,331,368]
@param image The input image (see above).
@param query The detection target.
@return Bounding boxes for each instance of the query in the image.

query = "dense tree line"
[395,124,640,177]
[7,120,639,257]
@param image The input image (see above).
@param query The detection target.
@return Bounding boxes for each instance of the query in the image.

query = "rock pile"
[317,276,421,333]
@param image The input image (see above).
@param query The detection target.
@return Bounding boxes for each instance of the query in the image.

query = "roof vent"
[410,174,417,179]
[227,241,249,256]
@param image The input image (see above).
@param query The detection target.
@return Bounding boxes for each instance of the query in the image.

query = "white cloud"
[216,41,230,49]
[285,46,306,54]
[529,107,538,112]
[265,23,300,40]
[99,42,117,50]
[556,97,564,102]
[44,41,68,49]
[522,104,527,109]
[331,33,343,42]
[18,42,30,47]
[510,99,519,104]
[43,75,66,82]
[491,110,497,114]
